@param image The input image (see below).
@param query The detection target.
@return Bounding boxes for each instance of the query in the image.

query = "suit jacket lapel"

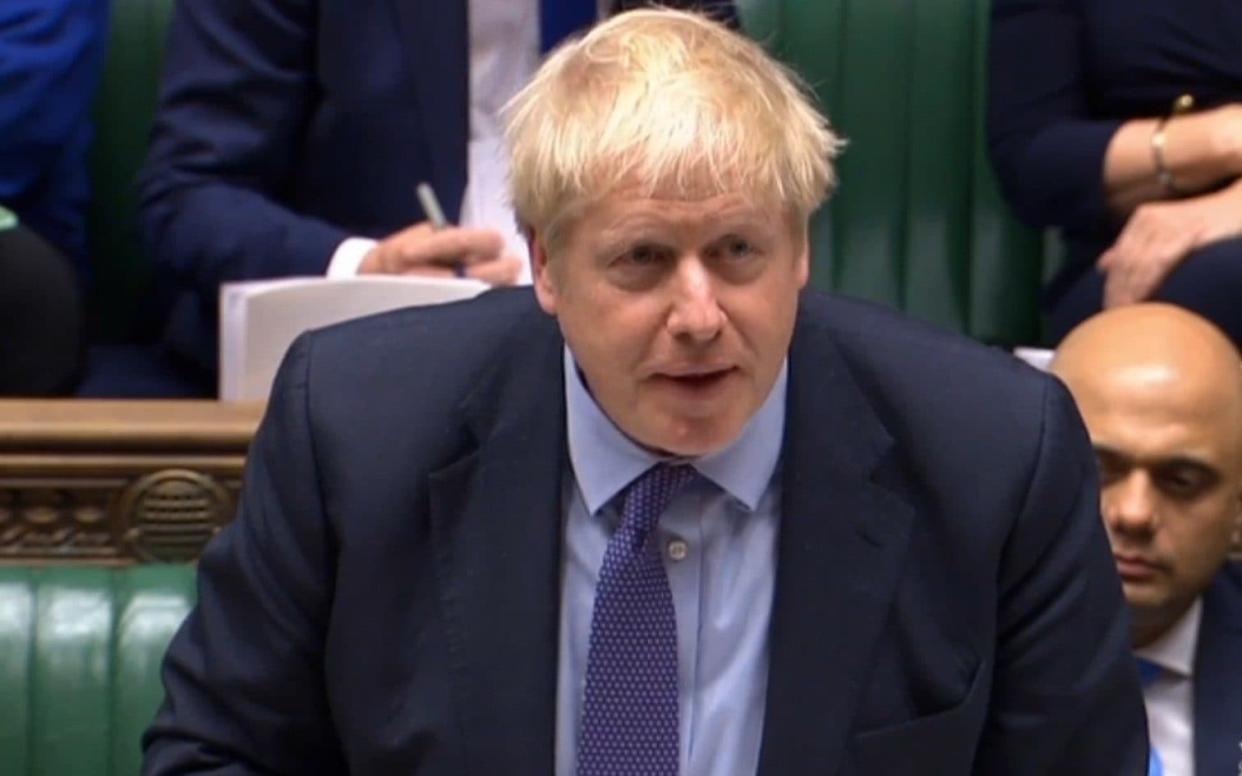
[757,307,916,776]
[390,0,469,220]
[428,312,566,775]
[1193,565,1242,775]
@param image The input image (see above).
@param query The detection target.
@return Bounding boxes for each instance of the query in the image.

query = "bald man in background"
[1052,304,1242,776]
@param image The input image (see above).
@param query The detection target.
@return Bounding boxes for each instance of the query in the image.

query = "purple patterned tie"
[576,464,696,776]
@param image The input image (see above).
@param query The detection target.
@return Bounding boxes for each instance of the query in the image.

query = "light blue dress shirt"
[555,349,785,776]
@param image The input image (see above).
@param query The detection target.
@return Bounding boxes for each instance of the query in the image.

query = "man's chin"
[1121,581,1171,613]
[633,414,747,459]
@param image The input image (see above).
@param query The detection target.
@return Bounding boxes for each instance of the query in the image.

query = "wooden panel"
[0,401,262,565]
[0,400,263,451]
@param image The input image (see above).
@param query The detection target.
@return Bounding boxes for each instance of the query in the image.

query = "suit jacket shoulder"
[290,287,561,479]
[794,292,1068,515]
[302,286,555,398]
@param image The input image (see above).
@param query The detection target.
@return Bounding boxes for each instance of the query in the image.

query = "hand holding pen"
[357,182,523,284]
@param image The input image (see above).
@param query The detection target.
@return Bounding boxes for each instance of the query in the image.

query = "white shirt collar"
[1134,598,1202,679]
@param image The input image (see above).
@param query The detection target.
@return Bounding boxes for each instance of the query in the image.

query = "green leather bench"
[0,566,194,775]
[0,395,256,775]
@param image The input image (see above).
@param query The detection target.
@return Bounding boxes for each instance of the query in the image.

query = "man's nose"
[665,258,724,343]
[1103,471,1159,536]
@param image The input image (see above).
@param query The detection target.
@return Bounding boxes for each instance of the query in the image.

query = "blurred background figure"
[989,0,1242,348]
[108,0,736,397]
[0,0,108,395]
[1053,304,1242,776]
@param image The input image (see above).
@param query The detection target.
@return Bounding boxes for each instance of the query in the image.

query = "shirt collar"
[1134,598,1202,679]
[564,347,786,516]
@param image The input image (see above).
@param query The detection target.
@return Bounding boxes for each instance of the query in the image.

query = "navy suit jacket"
[1195,563,1242,774]
[143,289,1147,774]
[137,0,736,377]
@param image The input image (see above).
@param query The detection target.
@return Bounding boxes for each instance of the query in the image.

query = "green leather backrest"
[87,0,175,342]
[738,0,1044,345]
[0,566,194,776]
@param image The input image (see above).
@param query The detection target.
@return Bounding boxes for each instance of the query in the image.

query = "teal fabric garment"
[558,349,785,775]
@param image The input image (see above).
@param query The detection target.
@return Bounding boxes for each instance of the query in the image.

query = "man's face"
[1073,370,1242,628]
[532,189,808,456]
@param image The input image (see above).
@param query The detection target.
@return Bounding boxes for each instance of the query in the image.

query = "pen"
[416,182,465,277]
[416,182,448,229]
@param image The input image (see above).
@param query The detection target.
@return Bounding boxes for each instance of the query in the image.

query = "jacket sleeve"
[973,376,1148,774]
[136,0,348,306]
[986,0,1122,233]
[142,336,346,775]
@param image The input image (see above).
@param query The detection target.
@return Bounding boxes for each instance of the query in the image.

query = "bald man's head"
[1052,304,1242,646]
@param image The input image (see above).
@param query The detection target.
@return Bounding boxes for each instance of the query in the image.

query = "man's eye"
[1157,470,1210,500]
[708,236,756,261]
[622,245,664,265]
[725,238,754,258]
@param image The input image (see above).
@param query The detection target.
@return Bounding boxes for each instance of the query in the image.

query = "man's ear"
[528,227,559,316]
[794,222,811,289]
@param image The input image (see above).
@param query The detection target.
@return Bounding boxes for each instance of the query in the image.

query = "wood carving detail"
[0,469,239,563]
[0,485,120,559]
[120,470,231,563]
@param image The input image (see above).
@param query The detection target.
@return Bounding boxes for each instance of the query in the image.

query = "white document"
[1013,346,1055,372]
[219,275,488,400]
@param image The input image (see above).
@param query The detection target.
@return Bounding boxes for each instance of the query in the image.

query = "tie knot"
[618,464,697,538]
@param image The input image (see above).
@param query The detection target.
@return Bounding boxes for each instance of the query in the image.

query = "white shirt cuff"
[326,237,379,278]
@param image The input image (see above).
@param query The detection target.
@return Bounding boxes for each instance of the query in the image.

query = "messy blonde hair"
[504,8,843,246]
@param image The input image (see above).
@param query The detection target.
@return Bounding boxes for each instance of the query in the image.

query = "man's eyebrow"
[1092,445,1219,475]
[1092,445,1129,464]
[598,210,770,243]
[1152,457,1220,477]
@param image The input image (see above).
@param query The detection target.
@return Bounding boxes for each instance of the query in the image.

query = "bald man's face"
[1069,365,1242,630]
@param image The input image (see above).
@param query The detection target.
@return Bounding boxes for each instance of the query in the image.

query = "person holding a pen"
[351,181,512,281]
[99,0,737,397]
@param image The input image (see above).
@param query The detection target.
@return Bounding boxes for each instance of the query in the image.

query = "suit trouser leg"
[0,225,83,395]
